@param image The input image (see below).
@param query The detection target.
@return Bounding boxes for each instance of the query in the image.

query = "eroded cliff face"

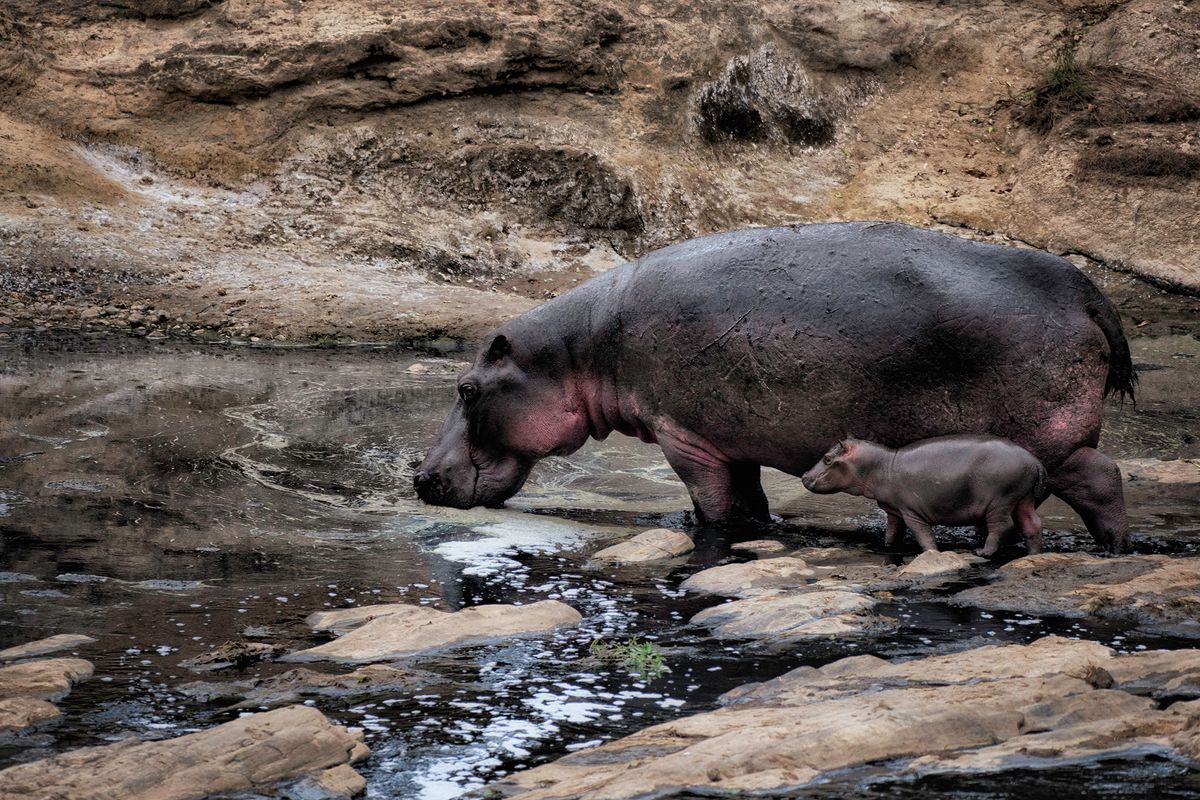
[0,0,1196,342]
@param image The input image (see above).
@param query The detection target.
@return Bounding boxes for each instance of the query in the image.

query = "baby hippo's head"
[801,439,869,496]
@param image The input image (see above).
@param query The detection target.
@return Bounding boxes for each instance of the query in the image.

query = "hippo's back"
[599,222,1127,473]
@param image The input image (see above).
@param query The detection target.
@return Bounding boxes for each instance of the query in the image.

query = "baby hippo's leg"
[884,510,907,548]
[901,514,939,552]
[977,507,1016,558]
[1013,496,1044,554]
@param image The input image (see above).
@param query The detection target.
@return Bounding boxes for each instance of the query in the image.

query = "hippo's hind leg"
[657,429,770,525]
[729,462,771,522]
[1013,496,1044,554]
[976,507,1016,558]
[1047,446,1128,554]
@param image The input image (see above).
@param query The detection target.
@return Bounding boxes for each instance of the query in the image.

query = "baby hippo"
[801,435,1046,556]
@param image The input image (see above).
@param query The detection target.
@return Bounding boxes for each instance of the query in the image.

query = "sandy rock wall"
[0,0,1195,342]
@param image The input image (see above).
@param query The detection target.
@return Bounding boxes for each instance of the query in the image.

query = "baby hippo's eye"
[458,383,478,402]
[822,454,833,465]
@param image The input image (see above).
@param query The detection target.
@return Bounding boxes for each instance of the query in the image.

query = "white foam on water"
[432,518,589,579]
[403,715,548,800]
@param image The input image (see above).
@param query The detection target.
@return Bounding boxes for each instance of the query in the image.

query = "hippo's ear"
[484,334,512,364]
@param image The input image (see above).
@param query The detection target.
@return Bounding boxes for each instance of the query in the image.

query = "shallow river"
[0,318,1198,798]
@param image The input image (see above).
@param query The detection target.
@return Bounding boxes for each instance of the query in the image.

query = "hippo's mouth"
[466,447,531,509]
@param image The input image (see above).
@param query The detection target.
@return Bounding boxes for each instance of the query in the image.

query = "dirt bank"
[0,0,1197,343]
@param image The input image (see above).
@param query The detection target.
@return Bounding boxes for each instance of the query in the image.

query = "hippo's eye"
[458,383,478,402]
[822,455,833,465]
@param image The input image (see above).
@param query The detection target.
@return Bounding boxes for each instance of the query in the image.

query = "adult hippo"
[414,222,1135,552]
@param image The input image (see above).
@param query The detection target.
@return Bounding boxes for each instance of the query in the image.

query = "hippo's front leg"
[883,509,907,548]
[656,423,770,525]
[900,514,939,552]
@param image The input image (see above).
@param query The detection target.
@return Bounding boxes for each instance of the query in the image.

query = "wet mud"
[0,319,1197,798]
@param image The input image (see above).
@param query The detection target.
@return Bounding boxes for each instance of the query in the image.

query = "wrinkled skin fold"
[415,222,1135,552]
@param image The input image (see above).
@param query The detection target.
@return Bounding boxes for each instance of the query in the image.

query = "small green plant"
[1047,35,1086,102]
[589,636,669,679]
[1015,32,1092,134]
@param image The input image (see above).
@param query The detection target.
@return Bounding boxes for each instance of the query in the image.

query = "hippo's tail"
[1082,280,1137,405]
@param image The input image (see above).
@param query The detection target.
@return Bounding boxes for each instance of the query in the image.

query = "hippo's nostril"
[413,471,432,490]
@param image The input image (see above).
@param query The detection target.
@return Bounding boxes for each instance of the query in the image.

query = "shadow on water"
[0,325,1198,798]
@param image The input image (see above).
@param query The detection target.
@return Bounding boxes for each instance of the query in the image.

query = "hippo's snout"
[413,465,475,509]
[800,464,824,492]
[801,462,838,495]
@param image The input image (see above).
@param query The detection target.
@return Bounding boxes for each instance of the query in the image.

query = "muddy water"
[0,325,1198,799]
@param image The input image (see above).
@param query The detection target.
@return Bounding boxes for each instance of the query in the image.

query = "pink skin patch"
[566,374,656,444]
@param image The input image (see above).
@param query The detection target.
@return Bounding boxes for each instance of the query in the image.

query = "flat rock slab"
[953,553,1200,635]
[590,529,694,564]
[681,557,814,597]
[0,658,93,702]
[730,539,788,555]
[0,705,368,800]
[489,636,1200,799]
[179,664,434,708]
[897,550,975,580]
[0,697,61,737]
[0,634,96,663]
[285,600,582,663]
[306,604,444,635]
[293,763,367,799]
[690,589,889,643]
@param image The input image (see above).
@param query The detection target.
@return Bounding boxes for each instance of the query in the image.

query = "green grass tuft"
[589,637,669,679]
[1016,33,1091,134]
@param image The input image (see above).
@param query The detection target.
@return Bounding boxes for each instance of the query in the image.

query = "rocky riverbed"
[0,311,1196,798]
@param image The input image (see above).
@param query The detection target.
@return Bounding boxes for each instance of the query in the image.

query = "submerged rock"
[489,637,1200,799]
[589,528,694,564]
[690,589,889,643]
[286,600,582,664]
[1120,458,1200,484]
[680,557,814,597]
[180,641,286,672]
[0,705,368,800]
[953,553,1200,635]
[179,664,434,708]
[729,539,788,555]
[0,634,96,662]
